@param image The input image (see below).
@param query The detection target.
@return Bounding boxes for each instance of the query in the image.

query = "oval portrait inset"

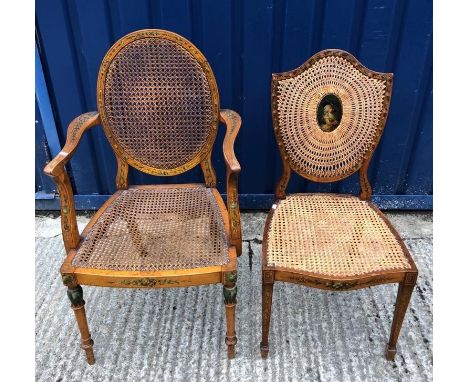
[316,94,343,133]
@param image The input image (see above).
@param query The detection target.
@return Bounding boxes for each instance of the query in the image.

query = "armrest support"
[43,111,100,253]
[220,109,242,255]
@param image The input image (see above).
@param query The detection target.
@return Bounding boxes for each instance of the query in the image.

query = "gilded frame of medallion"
[96,29,220,176]
[271,49,393,185]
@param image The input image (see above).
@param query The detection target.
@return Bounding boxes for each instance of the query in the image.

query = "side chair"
[44,29,242,364]
[260,49,418,360]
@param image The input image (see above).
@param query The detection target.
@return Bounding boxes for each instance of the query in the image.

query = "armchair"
[44,29,242,364]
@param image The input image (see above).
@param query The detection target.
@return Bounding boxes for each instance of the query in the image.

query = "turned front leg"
[223,271,238,359]
[63,275,95,365]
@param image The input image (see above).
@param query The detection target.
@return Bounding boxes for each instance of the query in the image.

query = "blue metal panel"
[35,98,55,194]
[35,0,433,210]
[370,0,432,195]
[36,0,103,195]
[35,44,61,157]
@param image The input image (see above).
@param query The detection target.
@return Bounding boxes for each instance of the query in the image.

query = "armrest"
[44,112,100,178]
[220,109,241,174]
[43,111,100,253]
[220,109,242,255]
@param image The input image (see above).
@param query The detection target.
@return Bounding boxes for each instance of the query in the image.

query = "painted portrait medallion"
[316,94,343,132]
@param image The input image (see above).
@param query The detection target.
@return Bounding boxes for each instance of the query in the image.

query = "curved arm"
[220,109,242,256]
[44,112,100,177]
[43,112,100,253]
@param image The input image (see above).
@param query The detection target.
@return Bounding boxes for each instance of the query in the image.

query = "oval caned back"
[272,49,393,182]
[97,30,219,176]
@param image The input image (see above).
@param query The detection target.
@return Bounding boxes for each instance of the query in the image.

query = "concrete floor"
[35,211,432,382]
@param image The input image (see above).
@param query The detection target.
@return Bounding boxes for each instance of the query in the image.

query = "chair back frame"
[97,29,220,179]
[271,49,393,200]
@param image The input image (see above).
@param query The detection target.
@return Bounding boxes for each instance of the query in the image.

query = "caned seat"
[265,194,411,277]
[74,186,229,272]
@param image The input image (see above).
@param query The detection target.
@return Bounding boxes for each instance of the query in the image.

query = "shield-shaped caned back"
[272,49,393,182]
[97,30,219,176]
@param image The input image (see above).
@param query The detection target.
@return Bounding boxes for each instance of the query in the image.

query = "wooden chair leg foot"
[82,339,95,365]
[260,273,274,359]
[226,342,236,359]
[67,285,95,365]
[386,346,397,361]
[223,275,237,359]
[386,274,417,361]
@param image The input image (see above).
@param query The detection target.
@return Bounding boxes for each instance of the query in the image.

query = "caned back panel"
[97,30,219,176]
[272,50,393,182]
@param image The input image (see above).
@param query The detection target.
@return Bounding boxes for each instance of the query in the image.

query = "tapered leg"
[67,284,95,365]
[260,271,274,359]
[224,271,238,359]
[386,273,417,361]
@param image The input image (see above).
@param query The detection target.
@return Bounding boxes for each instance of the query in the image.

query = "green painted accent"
[67,285,84,306]
[63,206,68,214]
[230,201,237,209]
[225,271,237,284]
[223,285,237,304]
[62,274,73,286]
[121,278,179,287]
[326,281,358,290]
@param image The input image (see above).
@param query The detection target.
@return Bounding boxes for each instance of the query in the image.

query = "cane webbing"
[273,53,389,181]
[266,194,411,277]
[99,31,218,174]
[73,187,229,271]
